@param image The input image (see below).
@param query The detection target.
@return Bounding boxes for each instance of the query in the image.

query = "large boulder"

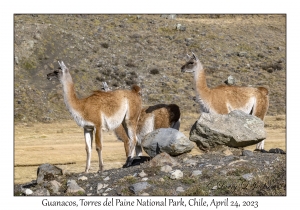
[142,128,194,157]
[36,163,63,184]
[190,110,266,150]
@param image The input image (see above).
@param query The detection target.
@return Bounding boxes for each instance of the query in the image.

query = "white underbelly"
[101,101,128,131]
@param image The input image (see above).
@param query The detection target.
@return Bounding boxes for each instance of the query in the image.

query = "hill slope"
[14,14,286,123]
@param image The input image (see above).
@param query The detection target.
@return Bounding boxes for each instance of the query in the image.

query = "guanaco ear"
[58,61,68,73]
[186,54,192,59]
[192,52,198,61]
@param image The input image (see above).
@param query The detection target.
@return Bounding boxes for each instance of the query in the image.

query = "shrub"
[149,68,159,75]
[101,43,109,48]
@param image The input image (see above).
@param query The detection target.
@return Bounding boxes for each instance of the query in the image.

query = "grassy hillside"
[14,14,286,123]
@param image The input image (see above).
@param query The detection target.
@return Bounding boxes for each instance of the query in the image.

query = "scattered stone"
[191,170,202,177]
[176,187,185,192]
[161,14,177,19]
[222,148,233,156]
[242,150,254,157]
[190,110,266,150]
[269,148,286,154]
[97,183,108,194]
[15,56,19,65]
[224,75,235,85]
[220,170,227,175]
[78,176,88,181]
[129,182,151,194]
[184,159,198,167]
[159,178,165,182]
[32,188,50,196]
[49,180,62,194]
[176,24,186,31]
[228,159,248,166]
[33,33,41,40]
[104,176,110,181]
[142,128,194,157]
[221,155,238,162]
[66,180,85,194]
[242,173,254,181]
[212,186,218,190]
[142,178,148,181]
[139,170,147,178]
[25,189,33,196]
[149,152,180,167]
[237,51,248,57]
[161,165,173,173]
[170,170,183,180]
[105,188,112,192]
[36,163,63,184]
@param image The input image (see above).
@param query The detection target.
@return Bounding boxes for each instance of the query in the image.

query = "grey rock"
[242,173,254,181]
[161,165,173,173]
[168,15,177,20]
[49,180,62,194]
[78,176,88,181]
[161,14,177,19]
[220,155,239,162]
[237,51,248,57]
[24,188,33,195]
[222,148,233,156]
[212,186,218,190]
[33,33,41,40]
[129,182,151,194]
[148,152,180,167]
[32,188,50,196]
[184,159,198,167]
[142,128,194,157]
[36,163,63,184]
[66,180,85,194]
[269,148,286,154]
[138,170,147,178]
[190,110,266,150]
[225,75,235,85]
[170,170,183,180]
[15,56,19,65]
[242,150,254,157]
[176,187,185,192]
[97,183,108,194]
[191,170,202,177]
[176,24,186,31]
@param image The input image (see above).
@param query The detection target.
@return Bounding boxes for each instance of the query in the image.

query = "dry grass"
[14,114,286,184]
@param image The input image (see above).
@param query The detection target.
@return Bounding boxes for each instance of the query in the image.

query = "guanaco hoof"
[123,156,134,168]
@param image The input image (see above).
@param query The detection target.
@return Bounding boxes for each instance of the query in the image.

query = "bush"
[149,68,159,75]
[101,43,109,48]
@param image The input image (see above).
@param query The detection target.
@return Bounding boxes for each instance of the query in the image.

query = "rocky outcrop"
[36,163,63,184]
[142,128,194,157]
[14,146,286,196]
[190,110,266,150]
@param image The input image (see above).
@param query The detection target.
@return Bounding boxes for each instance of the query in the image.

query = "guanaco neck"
[194,61,211,98]
[61,74,82,114]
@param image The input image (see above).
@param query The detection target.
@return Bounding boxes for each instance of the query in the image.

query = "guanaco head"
[47,61,70,82]
[181,52,202,73]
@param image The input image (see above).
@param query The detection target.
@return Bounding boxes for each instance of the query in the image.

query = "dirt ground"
[14,113,286,184]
